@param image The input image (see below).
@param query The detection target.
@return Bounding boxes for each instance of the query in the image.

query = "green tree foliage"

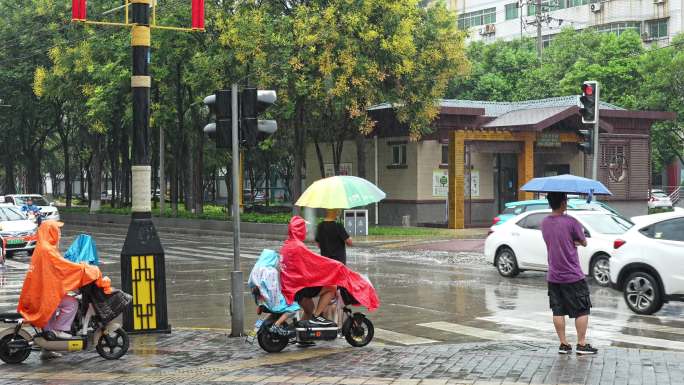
[449,27,683,171]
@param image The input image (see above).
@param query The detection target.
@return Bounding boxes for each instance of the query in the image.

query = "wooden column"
[518,132,535,201]
[448,131,465,229]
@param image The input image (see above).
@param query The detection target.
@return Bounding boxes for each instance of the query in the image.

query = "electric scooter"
[248,291,374,353]
[0,284,131,364]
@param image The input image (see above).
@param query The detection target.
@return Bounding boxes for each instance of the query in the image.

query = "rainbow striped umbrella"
[295,176,386,209]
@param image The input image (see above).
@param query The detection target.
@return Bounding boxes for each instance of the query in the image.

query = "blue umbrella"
[521,174,612,196]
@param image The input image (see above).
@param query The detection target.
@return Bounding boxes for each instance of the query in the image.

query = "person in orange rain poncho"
[17,221,111,358]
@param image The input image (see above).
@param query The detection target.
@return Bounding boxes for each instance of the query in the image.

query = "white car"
[484,210,634,286]
[609,211,684,315]
[0,205,38,258]
[2,194,60,221]
[647,189,673,209]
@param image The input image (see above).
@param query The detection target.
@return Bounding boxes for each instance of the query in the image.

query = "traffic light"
[241,87,277,147]
[203,90,232,149]
[578,128,593,154]
[578,81,598,124]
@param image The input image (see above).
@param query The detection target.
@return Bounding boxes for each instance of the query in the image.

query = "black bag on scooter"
[81,283,132,324]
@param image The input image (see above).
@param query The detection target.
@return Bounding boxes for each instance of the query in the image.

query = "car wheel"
[495,247,520,278]
[623,271,664,315]
[590,254,610,287]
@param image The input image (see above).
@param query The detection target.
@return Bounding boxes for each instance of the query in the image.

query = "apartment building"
[446,0,682,46]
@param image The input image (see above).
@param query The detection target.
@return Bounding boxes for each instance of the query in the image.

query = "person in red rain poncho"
[280,216,379,328]
[17,221,112,359]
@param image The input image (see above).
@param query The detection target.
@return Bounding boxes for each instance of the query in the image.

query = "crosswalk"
[2,227,684,352]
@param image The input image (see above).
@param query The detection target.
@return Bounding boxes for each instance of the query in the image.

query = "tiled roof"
[482,106,572,128]
[368,96,625,116]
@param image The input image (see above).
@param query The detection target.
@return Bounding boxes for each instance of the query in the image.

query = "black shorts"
[548,279,592,318]
[294,287,322,302]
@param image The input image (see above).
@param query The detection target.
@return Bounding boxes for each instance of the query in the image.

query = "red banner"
[72,0,86,20]
[192,0,204,29]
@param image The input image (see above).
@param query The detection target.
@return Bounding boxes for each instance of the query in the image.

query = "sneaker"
[576,343,598,355]
[558,343,572,354]
[40,350,62,360]
[309,315,337,327]
[53,331,73,339]
[269,324,290,337]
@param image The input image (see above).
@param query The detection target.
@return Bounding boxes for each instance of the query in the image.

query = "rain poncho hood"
[17,222,112,327]
[279,216,379,311]
[248,249,301,313]
[64,234,100,265]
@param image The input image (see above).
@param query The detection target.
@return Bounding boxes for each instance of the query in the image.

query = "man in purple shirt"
[541,192,597,355]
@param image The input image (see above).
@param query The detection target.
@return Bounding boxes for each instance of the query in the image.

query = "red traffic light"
[582,84,594,96]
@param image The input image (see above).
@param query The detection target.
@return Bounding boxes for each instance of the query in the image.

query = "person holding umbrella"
[316,209,352,265]
[542,192,597,355]
[522,175,609,355]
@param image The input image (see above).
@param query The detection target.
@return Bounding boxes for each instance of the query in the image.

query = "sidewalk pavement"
[2,329,682,385]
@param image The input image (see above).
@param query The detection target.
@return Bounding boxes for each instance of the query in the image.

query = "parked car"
[492,198,623,226]
[0,205,38,258]
[647,189,673,209]
[485,210,633,286]
[2,194,60,221]
[609,211,684,315]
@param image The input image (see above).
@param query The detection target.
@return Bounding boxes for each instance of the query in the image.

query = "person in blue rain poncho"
[248,249,300,336]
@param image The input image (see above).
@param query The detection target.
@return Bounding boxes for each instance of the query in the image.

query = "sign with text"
[433,170,449,197]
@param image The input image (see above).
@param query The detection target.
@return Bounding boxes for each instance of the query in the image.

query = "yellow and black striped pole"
[120,0,170,334]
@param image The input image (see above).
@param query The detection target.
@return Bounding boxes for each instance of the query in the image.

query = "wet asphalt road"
[2,222,684,351]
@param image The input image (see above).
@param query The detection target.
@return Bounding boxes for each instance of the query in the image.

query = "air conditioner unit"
[653,0,665,4]
[590,3,602,12]
[479,24,496,35]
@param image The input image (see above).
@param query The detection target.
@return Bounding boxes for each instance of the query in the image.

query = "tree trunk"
[292,103,305,215]
[3,156,16,194]
[171,161,179,216]
[314,138,326,178]
[89,135,105,213]
[356,133,366,179]
[61,134,72,207]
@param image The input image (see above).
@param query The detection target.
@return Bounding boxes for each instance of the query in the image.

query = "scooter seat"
[0,312,22,321]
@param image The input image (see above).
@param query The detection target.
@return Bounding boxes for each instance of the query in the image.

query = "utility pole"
[230,83,244,337]
[536,0,542,57]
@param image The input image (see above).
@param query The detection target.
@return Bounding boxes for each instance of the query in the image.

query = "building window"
[505,3,519,20]
[457,7,496,29]
[570,0,589,6]
[441,145,449,165]
[595,22,641,36]
[392,144,407,166]
[647,19,668,39]
[542,34,555,48]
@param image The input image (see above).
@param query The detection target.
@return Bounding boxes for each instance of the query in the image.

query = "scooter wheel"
[96,328,129,360]
[343,316,374,347]
[257,328,289,353]
[0,334,31,364]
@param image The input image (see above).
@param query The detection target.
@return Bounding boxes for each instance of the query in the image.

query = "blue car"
[492,198,622,226]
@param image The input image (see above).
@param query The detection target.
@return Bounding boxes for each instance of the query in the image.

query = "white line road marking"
[480,315,684,351]
[3,260,30,269]
[591,307,684,323]
[373,328,439,345]
[417,321,551,342]
[532,311,684,335]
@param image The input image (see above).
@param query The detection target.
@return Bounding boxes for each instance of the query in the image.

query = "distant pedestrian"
[541,192,598,355]
[315,209,352,265]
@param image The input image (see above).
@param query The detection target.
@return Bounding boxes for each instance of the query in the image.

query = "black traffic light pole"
[592,84,600,180]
